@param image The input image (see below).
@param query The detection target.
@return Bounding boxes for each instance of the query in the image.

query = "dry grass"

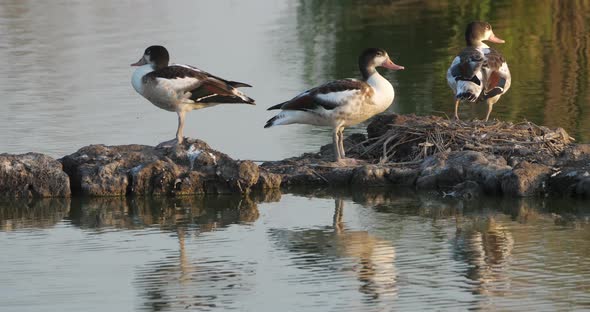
[359,116,574,164]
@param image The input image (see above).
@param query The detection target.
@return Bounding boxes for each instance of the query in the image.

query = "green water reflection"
[295,0,590,141]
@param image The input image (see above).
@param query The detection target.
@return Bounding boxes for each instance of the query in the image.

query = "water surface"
[1,192,590,311]
[0,0,589,159]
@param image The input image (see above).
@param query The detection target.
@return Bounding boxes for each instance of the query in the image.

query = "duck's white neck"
[366,71,394,108]
[131,64,154,94]
[470,41,490,49]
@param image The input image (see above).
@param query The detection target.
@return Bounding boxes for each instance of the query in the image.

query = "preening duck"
[447,21,511,121]
[131,45,254,144]
[265,48,404,163]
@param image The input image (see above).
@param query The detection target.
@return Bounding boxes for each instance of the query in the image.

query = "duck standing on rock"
[265,48,404,163]
[447,21,511,121]
[131,45,255,145]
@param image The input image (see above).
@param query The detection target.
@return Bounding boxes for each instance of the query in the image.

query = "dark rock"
[416,151,511,193]
[131,159,182,196]
[261,156,360,187]
[546,143,590,198]
[559,144,590,164]
[366,114,419,161]
[254,171,282,190]
[351,165,390,185]
[217,159,259,192]
[575,178,590,198]
[173,171,205,195]
[0,153,70,198]
[60,144,152,196]
[549,168,590,198]
[387,167,421,186]
[367,114,411,139]
[60,138,268,196]
[350,165,420,186]
[501,161,552,197]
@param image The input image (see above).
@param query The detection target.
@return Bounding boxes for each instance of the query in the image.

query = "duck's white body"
[269,73,394,128]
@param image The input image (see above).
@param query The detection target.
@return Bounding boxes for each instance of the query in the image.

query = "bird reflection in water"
[270,198,397,306]
[130,196,261,311]
[452,210,514,296]
[333,199,397,301]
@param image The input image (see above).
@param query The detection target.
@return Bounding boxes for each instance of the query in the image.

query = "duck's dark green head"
[131,45,170,70]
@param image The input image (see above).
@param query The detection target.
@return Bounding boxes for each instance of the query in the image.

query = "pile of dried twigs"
[359,116,574,164]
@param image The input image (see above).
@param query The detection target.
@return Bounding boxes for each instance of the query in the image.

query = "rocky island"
[1,114,589,199]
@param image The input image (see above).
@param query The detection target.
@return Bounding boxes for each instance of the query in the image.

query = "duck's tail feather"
[267,102,287,111]
[455,79,482,103]
[228,81,252,88]
[264,115,279,128]
[456,92,478,102]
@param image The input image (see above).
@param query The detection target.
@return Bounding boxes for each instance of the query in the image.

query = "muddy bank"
[262,114,590,198]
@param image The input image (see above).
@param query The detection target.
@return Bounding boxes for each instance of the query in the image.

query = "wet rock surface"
[1,115,590,199]
[60,138,280,197]
[262,114,590,198]
[0,153,70,198]
[501,161,552,197]
[549,144,590,198]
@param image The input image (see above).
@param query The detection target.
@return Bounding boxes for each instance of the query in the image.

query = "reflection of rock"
[0,198,70,231]
[60,139,280,196]
[250,188,282,203]
[450,181,483,200]
[269,199,397,302]
[68,194,263,231]
[0,153,70,198]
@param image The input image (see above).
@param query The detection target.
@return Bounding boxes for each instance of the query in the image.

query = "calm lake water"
[1,1,590,311]
[1,192,590,311]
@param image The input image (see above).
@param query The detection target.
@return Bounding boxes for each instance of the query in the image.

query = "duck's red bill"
[489,33,505,44]
[383,59,405,70]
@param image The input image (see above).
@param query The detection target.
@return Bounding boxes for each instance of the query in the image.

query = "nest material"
[360,116,574,164]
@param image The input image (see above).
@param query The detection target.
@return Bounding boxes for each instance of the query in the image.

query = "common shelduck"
[265,48,404,163]
[447,22,511,121]
[131,45,255,144]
